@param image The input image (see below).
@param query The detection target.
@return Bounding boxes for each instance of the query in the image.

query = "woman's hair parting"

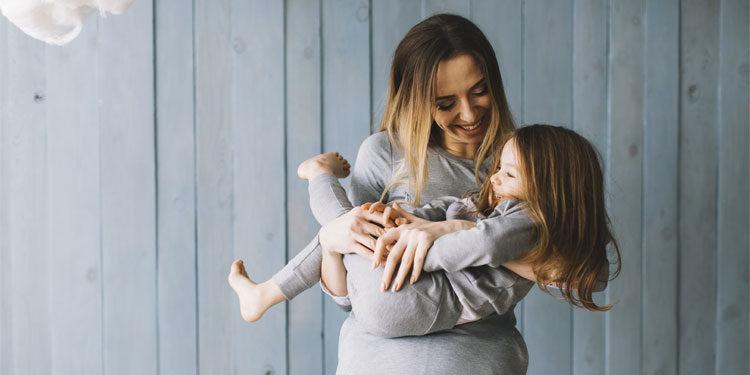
[378,13,516,205]
[477,124,622,311]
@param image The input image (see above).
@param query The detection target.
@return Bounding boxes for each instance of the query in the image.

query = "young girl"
[229,124,620,334]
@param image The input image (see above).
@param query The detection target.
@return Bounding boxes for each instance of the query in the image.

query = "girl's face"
[433,53,492,158]
[490,138,525,203]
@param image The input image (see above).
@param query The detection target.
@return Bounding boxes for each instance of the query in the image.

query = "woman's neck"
[440,138,480,160]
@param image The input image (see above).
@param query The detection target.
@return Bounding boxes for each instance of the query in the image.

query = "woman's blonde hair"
[379,13,516,205]
[476,124,622,311]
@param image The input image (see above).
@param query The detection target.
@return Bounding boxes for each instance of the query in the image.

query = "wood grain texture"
[195,0,234,373]
[0,16,7,375]
[46,19,103,375]
[571,1,608,374]
[679,1,720,374]
[98,1,157,374]
[2,22,51,375]
[286,0,325,374]
[155,0,197,374]
[522,1,574,374]
[642,1,680,375]
[607,1,645,374]
[321,1,372,372]
[422,0,471,18]
[231,1,287,374]
[716,0,750,373]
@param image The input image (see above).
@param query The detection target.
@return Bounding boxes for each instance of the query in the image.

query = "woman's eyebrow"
[435,78,487,101]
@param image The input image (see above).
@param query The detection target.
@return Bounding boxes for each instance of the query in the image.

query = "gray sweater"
[317,132,531,374]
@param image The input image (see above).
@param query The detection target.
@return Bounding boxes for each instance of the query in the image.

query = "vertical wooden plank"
[1,22,52,375]
[195,0,234,373]
[472,0,523,125]
[679,1,720,374]
[230,1,287,374]
[98,1,157,373]
[422,0,471,18]
[607,1,644,375]
[371,0,421,133]
[642,1,679,375]
[0,15,7,375]
[716,0,750,373]
[571,1,608,374]
[286,0,324,374]
[522,1,573,374]
[45,20,104,375]
[321,1,371,372]
[155,0,197,374]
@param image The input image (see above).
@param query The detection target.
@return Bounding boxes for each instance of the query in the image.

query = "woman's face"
[433,53,492,158]
[489,138,525,203]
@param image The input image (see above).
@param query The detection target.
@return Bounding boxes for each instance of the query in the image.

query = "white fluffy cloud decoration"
[0,0,134,45]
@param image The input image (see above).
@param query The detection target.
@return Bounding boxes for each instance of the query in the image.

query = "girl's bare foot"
[297,152,351,180]
[227,259,285,322]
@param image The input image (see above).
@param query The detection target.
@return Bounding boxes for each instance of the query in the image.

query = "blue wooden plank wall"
[0,1,748,374]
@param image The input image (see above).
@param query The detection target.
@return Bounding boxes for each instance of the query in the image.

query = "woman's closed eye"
[437,101,455,111]
[472,86,488,96]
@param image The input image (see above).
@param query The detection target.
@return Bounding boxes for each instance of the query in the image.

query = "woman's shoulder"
[358,131,393,156]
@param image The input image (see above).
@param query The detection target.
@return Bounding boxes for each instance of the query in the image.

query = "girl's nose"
[490,171,501,185]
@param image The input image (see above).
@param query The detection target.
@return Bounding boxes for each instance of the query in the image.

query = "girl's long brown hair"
[476,124,622,311]
[379,13,516,205]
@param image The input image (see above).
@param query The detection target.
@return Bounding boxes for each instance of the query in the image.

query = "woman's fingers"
[381,236,407,291]
[351,242,375,262]
[373,228,400,268]
[410,240,431,284]
[392,239,417,291]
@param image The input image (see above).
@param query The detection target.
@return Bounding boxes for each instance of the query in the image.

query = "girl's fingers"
[382,206,394,227]
[392,203,419,222]
[368,201,386,214]
[381,237,407,290]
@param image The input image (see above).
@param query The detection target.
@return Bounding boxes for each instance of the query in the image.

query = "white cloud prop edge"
[0,0,134,46]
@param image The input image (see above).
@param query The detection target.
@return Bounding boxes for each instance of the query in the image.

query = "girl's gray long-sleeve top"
[312,132,531,375]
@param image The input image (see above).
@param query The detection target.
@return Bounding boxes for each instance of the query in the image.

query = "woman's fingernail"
[393,282,401,291]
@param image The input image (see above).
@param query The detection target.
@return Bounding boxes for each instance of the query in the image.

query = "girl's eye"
[437,102,455,111]
[504,171,514,178]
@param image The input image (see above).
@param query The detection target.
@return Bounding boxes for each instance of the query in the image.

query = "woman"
[314,14,531,374]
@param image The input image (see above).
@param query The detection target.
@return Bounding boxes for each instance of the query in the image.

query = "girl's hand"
[319,206,387,262]
[361,202,408,228]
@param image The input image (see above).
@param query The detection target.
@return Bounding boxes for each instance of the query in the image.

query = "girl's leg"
[228,236,324,323]
[271,236,323,299]
[342,254,463,338]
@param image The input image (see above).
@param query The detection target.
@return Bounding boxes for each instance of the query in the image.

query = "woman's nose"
[458,98,477,123]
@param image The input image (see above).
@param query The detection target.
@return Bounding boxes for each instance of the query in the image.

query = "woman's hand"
[318,205,388,262]
[374,203,475,291]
